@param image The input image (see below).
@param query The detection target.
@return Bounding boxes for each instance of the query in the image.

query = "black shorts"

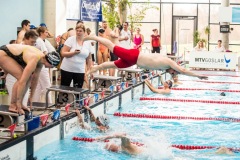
[91,54,95,62]
[110,51,118,61]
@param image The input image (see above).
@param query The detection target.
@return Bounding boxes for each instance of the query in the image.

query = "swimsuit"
[113,46,139,68]
[0,45,27,68]
[133,35,142,49]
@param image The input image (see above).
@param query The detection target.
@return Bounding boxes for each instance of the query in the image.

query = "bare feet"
[87,65,100,75]
[9,103,25,115]
[9,103,30,114]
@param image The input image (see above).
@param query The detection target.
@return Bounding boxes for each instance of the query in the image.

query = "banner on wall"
[189,51,237,70]
[232,7,240,23]
[80,0,102,22]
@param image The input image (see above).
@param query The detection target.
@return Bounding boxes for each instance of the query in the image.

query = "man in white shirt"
[119,22,132,49]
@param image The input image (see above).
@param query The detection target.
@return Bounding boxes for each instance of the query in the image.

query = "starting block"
[118,68,144,83]
[0,105,24,128]
[167,55,182,62]
[89,74,122,93]
[46,85,89,108]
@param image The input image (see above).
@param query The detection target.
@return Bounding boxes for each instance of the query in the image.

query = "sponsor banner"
[63,117,78,137]
[81,0,102,22]
[0,141,26,160]
[34,125,60,152]
[105,96,119,114]
[121,90,132,107]
[189,51,237,70]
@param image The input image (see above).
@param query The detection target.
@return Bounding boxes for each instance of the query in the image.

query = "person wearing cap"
[145,75,172,94]
[0,44,60,114]
[75,106,110,132]
[30,25,37,30]
[39,23,54,38]
[172,75,182,87]
[95,133,143,155]
[16,19,30,44]
[5,30,39,112]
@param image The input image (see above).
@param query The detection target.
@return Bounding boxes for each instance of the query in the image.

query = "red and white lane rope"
[139,97,240,105]
[72,137,240,152]
[157,87,240,93]
[202,74,240,77]
[158,86,240,92]
[113,112,240,123]
[181,80,240,84]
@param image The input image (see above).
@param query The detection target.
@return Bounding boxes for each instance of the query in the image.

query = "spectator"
[39,23,54,38]
[194,40,206,51]
[97,28,108,75]
[16,19,30,44]
[119,22,131,49]
[150,29,161,53]
[133,28,144,52]
[214,40,225,52]
[34,27,53,103]
[60,24,92,88]
[109,26,121,76]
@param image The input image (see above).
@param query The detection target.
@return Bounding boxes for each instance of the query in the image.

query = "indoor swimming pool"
[35,73,240,160]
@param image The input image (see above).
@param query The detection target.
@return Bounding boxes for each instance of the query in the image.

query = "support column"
[221,0,230,50]
[43,0,67,46]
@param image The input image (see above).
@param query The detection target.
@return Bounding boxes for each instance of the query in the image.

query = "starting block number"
[125,72,137,80]
[96,79,112,89]
[58,92,74,104]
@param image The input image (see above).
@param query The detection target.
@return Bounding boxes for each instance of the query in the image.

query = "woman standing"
[97,28,108,75]
[60,24,92,88]
[150,29,161,53]
[133,28,144,52]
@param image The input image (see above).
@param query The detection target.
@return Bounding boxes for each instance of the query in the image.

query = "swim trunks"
[113,46,139,68]
[0,45,26,68]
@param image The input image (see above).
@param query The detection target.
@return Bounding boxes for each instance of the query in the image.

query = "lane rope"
[139,97,240,105]
[181,80,240,84]
[72,137,240,151]
[157,87,240,93]
[113,112,240,123]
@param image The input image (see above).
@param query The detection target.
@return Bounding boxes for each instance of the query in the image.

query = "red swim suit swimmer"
[113,46,140,68]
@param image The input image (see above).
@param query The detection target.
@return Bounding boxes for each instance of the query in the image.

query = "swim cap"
[45,51,61,67]
[220,92,226,96]
[98,28,105,34]
[30,25,37,29]
[97,114,110,127]
[167,80,173,88]
[39,23,47,27]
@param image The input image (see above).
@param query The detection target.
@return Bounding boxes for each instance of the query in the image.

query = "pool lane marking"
[72,137,240,152]
[181,80,240,84]
[113,112,240,123]
[140,97,240,105]
[158,87,240,92]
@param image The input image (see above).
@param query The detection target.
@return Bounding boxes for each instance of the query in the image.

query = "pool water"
[35,73,240,160]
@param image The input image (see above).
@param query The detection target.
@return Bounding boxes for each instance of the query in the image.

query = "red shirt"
[151,35,161,47]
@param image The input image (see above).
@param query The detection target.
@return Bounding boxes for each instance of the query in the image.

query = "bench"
[46,85,89,108]
[89,74,122,93]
